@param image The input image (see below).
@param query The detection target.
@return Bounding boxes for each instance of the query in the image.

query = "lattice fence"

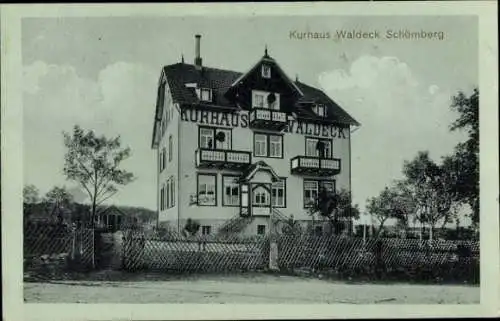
[277,234,479,282]
[24,222,95,276]
[122,229,269,272]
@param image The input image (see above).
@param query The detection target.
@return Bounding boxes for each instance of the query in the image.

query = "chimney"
[194,34,202,69]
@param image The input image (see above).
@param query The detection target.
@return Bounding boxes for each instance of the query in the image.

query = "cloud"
[318,55,467,211]
[23,61,159,208]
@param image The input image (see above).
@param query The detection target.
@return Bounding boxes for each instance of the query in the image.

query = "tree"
[23,184,40,221]
[308,188,360,235]
[42,186,75,224]
[184,218,201,236]
[366,183,415,239]
[63,125,134,225]
[448,88,479,226]
[402,151,455,241]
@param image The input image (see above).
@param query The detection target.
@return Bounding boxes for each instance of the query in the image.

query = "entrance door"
[251,183,271,216]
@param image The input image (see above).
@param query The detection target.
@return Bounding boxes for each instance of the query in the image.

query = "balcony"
[249,108,288,131]
[290,156,341,176]
[195,148,251,170]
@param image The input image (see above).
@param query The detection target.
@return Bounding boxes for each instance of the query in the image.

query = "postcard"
[1,2,498,320]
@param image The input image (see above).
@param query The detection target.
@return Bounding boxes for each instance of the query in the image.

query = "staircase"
[272,209,302,234]
[217,215,255,236]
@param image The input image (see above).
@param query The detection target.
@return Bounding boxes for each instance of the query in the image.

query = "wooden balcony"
[249,108,288,131]
[290,156,341,176]
[195,148,251,170]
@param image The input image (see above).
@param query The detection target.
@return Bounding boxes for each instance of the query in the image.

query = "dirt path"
[24,274,479,304]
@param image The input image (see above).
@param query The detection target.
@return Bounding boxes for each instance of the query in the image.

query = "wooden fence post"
[268,210,279,271]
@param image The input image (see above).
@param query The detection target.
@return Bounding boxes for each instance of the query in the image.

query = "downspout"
[156,144,160,229]
[177,103,181,233]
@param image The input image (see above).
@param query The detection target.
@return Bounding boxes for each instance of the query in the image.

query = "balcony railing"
[195,148,251,170]
[249,108,288,131]
[290,156,341,176]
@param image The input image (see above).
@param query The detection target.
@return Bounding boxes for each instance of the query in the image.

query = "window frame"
[304,137,333,159]
[271,177,287,208]
[168,135,173,162]
[201,225,212,235]
[253,133,284,158]
[196,173,218,206]
[199,88,212,102]
[198,126,233,150]
[257,224,266,235]
[312,103,326,117]
[303,179,336,209]
[160,185,165,211]
[261,64,271,78]
[222,175,240,207]
[166,179,170,209]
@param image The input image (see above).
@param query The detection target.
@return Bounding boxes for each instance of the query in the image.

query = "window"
[304,180,318,208]
[271,178,286,208]
[198,88,212,102]
[159,149,164,173]
[304,180,336,208]
[166,181,170,209]
[305,137,332,159]
[254,92,265,108]
[269,135,282,158]
[223,176,240,206]
[257,225,266,235]
[262,64,271,78]
[197,174,217,206]
[161,119,166,137]
[252,90,280,110]
[254,133,283,158]
[253,186,270,206]
[168,135,173,162]
[199,127,232,150]
[160,185,165,211]
[312,104,326,117]
[171,177,175,207]
[202,226,212,235]
[166,177,175,209]
[254,134,267,157]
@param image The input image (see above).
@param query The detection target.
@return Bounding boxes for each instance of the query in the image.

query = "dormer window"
[196,88,212,102]
[312,103,326,117]
[252,90,280,110]
[262,65,271,78]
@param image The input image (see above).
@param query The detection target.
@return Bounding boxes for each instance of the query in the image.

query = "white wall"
[175,109,351,226]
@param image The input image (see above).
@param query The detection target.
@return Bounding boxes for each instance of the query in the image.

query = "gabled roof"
[240,161,280,182]
[229,53,304,97]
[294,81,360,126]
[163,63,241,108]
[152,57,360,148]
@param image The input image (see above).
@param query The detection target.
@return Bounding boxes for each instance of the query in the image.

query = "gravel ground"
[24,273,479,304]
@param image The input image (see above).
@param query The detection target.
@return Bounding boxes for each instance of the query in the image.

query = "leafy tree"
[43,186,75,224]
[23,184,40,204]
[63,125,135,225]
[448,88,479,226]
[402,151,456,241]
[366,183,415,239]
[308,188,360,235]
[23,184,40,221]
[281,215,302,235]
[184,218,201,236]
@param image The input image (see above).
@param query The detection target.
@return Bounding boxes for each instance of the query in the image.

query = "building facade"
[151,35,359,236]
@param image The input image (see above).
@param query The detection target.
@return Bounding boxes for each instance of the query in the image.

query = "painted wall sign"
[180,109,348,139]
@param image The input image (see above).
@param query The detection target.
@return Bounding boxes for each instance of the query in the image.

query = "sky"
[22,16,478,213]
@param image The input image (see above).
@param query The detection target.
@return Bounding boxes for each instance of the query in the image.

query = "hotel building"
[151,35,359,236]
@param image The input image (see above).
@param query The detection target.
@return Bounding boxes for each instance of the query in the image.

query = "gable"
[225,55,304,112]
